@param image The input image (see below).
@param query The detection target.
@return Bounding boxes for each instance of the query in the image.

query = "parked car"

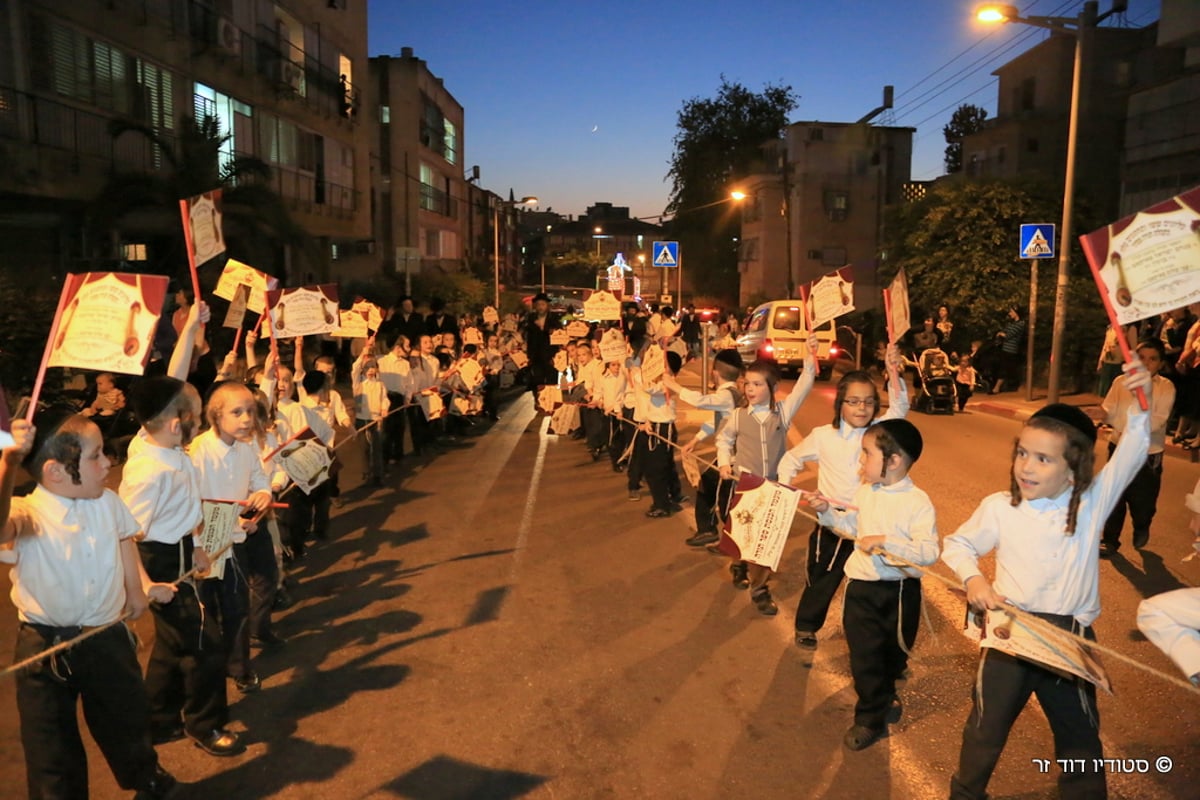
[735,300,839,380]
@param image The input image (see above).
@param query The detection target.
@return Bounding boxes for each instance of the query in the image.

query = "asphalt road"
[0,367,1197,799]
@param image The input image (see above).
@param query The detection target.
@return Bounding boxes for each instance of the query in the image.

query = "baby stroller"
[914,348,956,414]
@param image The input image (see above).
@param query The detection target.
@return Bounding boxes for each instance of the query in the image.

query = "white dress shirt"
[188,428,271,503]
[119,441,204,545]
[377,352,412,395]
[5,487,138,626]
[1103,372,1173,454]
[777,381,909,528]
[841,477,938,581]
[941,405,1150,626]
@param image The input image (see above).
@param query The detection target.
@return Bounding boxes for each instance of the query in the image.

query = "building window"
[122,243,148,261]
[1020,77,1035,111]
[824,190,849,222]
[738,238,759,262]
[1027,137,1039,153]
[424,228,440,257]
[443,119,457,164]
[380,105,390,124]
[809,127,824,142]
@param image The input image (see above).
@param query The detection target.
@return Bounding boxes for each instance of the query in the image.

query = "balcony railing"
[0,84,174,174]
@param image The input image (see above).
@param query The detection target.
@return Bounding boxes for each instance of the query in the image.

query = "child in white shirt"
[353,340,390,486]
[942,362,1153,800]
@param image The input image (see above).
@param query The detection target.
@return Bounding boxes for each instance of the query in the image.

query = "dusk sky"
[367,0,1161,220]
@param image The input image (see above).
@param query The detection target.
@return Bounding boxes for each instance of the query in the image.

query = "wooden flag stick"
[178,199,203,304]
[1079,235,1148,412]
[883,288,895,345]
[26,278,75,422]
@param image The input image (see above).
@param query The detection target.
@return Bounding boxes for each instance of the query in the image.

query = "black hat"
[22,405,82,471]
[1030,403,1097,444]
[665,350,683,375]
[302,370,327,394]
[713,349,744,370]
[131,376,184,425]
[873,418,924,463]
[533,292,550,303]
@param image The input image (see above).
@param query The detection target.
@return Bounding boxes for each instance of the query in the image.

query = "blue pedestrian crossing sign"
[1019,224,1055,259]
[652,241,679,268]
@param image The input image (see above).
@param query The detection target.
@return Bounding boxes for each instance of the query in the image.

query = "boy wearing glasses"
[778,351,908,651]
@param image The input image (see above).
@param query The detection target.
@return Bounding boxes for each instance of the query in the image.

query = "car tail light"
[762,338,774,354]
[829,343,839,356]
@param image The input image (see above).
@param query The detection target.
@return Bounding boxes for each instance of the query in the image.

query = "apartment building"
[738,121,914,308]
[365,48,468,286]
[1120,0,1200,215]
[0,0,370,286]
[960,20,1159,223]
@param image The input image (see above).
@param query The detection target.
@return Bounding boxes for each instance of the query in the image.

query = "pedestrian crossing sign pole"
[1019,224,1055,260]
[653,241,680,307]
[1018,223,1054,404]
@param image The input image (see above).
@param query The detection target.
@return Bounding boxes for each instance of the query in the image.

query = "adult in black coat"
[425,297,458,341]
[380,296,426,350]
[522,293,562,392]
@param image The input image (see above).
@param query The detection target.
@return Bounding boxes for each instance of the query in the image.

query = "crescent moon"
[591,125,598,133]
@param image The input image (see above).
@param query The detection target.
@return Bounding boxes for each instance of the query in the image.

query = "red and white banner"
[1080,186,1200,326]
[47,272,169,374]
[716,472,802,571]
[180,189,226,268]
[265,284,340,338]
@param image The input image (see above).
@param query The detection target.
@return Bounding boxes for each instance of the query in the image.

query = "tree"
[943,104,989,174]
[87,114,322,287]
[666,77,798,298]
[881,176,1105,391]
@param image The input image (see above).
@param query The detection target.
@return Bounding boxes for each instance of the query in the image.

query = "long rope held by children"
[596,400,1200,698]
[786,499,1200,697]
[0,540,237,681]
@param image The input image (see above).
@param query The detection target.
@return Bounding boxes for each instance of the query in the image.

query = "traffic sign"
[652,241,678,268]
[1019,224,1055,259]
[660,294,673,305]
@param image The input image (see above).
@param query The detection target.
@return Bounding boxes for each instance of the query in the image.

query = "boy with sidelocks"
[0,412,180,798]
[777,345,908,650]
[942,358,1153,800]
[815,418,936,751]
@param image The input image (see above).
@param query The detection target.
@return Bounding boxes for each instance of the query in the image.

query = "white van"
[735,300,841,380]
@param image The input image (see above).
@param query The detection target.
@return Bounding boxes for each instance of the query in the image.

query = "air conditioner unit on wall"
[281,62,303,93]
[217,18,241,57]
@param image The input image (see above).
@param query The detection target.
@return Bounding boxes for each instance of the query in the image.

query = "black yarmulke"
[22,405,81,470]
[1030,403,1097,444]
[665,350,683,375]
[713,349,744,370]
[131,376,184,425]
[873,418,924,463]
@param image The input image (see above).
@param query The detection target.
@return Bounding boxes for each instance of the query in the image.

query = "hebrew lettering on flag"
[1080,185,1200,325]
[47,272,169,375]
[266,284,340,338]
[886,267,911,344]
[965,607,1113,694]
[181,189,225,267]
[717,472,802,571]
[806,267,855,329]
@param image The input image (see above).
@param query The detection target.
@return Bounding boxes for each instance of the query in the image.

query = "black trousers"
[608,411,627,470]
[625,411,645,492]
[581,406,607,451]
[1101,444,1160,547]
[641,421,679,511]
[138,540,228,738]
[794,524,853,635]
[408,404,432,454]
[951,617,1104,800]
[243,526,279,642]
[15,622,161,798]
[287,481,332,557]
[955,381,973,410]
[385,392,407,459]
[844,578,921,729]
[199,544,252,681]
[694,471,736,535]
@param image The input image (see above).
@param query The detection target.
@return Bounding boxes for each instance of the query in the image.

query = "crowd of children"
[0,291,1194,799]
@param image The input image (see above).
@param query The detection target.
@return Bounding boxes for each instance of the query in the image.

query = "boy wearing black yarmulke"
[815,417,937,751]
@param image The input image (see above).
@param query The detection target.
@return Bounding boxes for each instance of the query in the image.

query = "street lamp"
[593,226,603,258]
[976,0,1115,403]
[494,195,538,310]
